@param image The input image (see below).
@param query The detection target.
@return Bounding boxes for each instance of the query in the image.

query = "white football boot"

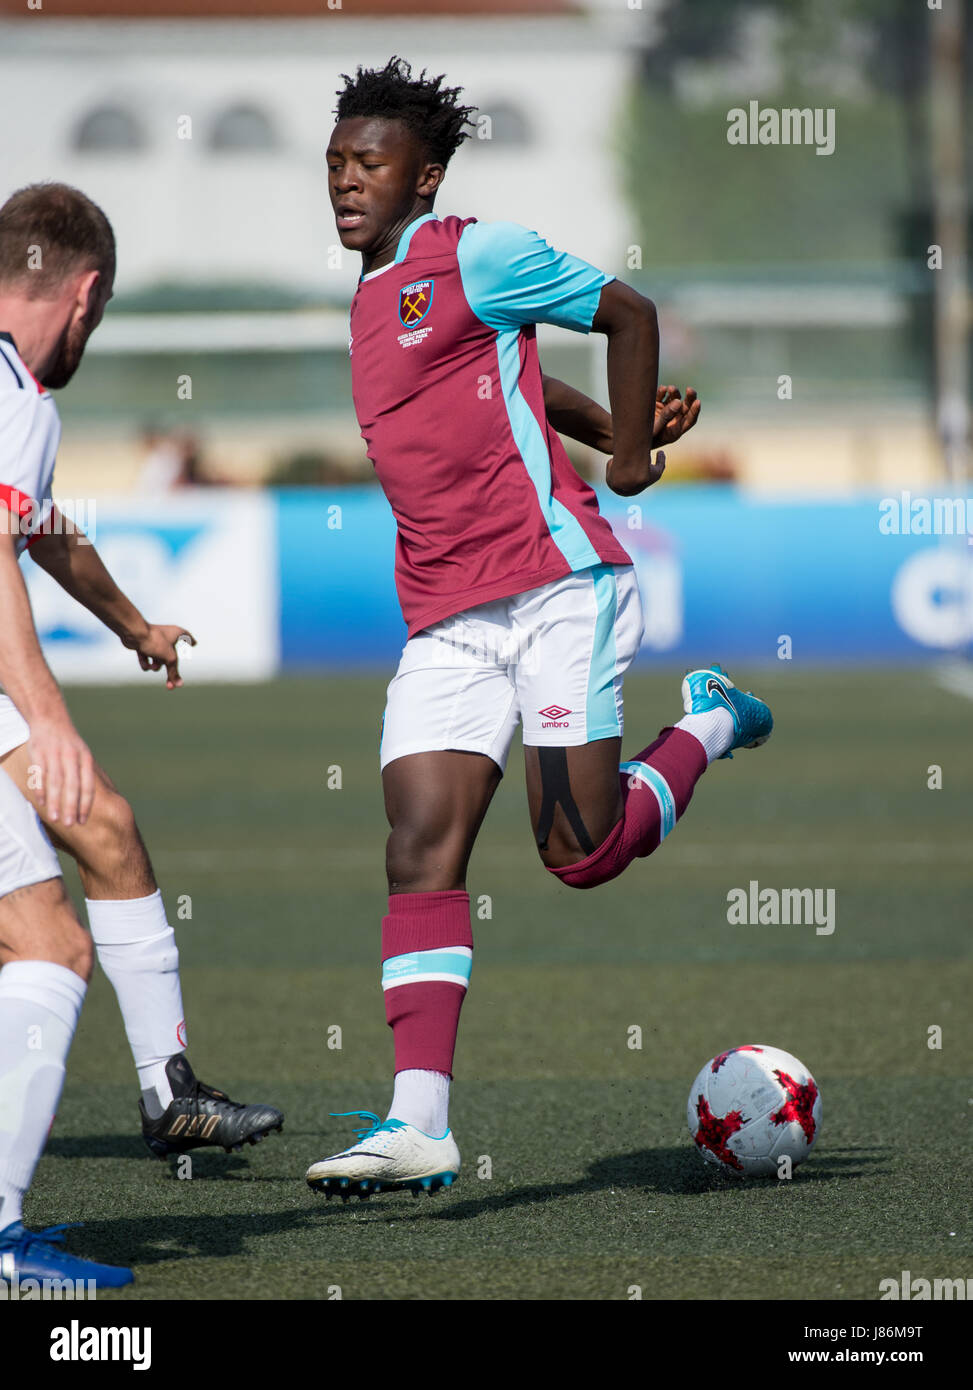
[306,1111,460,1200]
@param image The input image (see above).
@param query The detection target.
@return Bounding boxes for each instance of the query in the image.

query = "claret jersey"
[0,331,59,555]
[349,214,633,637]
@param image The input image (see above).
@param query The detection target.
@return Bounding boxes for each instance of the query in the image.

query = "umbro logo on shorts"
[539,704,572,728]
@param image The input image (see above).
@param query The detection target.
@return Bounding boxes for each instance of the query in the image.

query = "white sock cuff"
[0,960,87,1029]
[0,1151,39,1201]
[388,1068,451,1136]
[396,1068,450,1091]
[85,890,169,945]
[675,708,736,764]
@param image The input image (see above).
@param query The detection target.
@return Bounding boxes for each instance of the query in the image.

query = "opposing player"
[306,60,772,1199]
[0,184,283,1285]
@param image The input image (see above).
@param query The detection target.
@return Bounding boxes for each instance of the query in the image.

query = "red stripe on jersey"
[21,363,47,395]
[0,484,34,518]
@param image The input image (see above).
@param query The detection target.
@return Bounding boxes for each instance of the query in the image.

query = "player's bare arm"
[29,509,194,690]
[541,374,614,452]
[0,508,95,826]
[591,279,662,496]
[543,375,701,454]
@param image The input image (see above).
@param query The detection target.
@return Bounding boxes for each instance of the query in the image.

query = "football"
[687,1044,822,1177]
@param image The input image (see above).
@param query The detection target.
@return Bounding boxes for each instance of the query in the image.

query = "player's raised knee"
[86,787,140,860]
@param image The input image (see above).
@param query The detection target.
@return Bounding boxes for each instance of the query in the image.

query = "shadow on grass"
[58,1208,330,1267]
[44,1144,892,1263]
[589,1145,889,1194]
[45,1133,288,1180]
[415,1144,892,1223]
[47,1134,149,1161]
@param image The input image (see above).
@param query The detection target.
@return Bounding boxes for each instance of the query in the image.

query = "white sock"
[0,961,86,1231]
[387,1069,451,1137]
[86,891,186,1117]
[676,708,736,763]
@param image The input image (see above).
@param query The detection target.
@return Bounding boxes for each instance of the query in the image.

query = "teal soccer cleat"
[681,663,773,759]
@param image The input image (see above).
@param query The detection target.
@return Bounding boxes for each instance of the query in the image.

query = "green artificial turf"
[23,670,972,1300]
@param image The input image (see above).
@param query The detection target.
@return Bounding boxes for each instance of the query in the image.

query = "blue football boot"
[0,1220,134,1288]
[681,663,773,759]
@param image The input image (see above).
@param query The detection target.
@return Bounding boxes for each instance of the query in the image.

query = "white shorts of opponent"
[380,562,645,773]
[0,693,62,898]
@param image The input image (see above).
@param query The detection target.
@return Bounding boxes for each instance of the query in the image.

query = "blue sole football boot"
[681,663,773,759]
[0,1221,134,1289]
[306,1111,460,1201]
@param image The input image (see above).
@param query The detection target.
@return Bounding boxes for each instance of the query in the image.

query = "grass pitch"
[28,669,972,1300]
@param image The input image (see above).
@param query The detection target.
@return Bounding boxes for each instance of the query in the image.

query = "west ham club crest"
[398,279,434,327]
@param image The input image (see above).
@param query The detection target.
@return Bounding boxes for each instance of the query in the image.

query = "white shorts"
[0,693,29,758]
[0,766,62,900]
[0,694,61,899]
[380,563,644,773]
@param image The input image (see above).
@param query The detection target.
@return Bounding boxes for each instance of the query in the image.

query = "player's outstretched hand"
[126,624,196,689]
[27,715,96,827]
[653,386,701,447]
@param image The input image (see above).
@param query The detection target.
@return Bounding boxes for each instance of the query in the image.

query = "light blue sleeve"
[456,220,614,334]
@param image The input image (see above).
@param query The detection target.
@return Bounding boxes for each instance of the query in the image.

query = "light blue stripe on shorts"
[586,564,621,740]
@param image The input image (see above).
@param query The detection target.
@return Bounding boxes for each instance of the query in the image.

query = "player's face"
[327,117,442,267]
[43,270,113,389]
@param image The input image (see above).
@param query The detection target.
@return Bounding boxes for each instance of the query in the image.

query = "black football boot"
[140,1054,284,1158]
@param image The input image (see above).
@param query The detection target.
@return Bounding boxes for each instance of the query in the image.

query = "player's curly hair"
[334,56,477,167]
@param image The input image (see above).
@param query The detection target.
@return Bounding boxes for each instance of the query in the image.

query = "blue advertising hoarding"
[26,487,973,680]
[278,487,973,668]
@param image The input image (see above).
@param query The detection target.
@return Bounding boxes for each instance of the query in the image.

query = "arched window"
[209,104,279,153]
[73,106,145,153]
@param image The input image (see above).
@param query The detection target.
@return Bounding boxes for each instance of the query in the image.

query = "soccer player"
[305,60,772,1199]
[0,184,283,1284]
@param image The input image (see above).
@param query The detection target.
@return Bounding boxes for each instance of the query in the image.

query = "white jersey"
[0,330,60,555]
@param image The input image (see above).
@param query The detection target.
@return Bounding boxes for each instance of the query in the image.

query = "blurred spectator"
[136,424,183,493]
[265,449,362,487]
[136,427,232,491]
[669,449,738,485]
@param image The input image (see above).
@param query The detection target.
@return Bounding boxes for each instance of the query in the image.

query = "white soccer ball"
[686,1044,822,1177]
